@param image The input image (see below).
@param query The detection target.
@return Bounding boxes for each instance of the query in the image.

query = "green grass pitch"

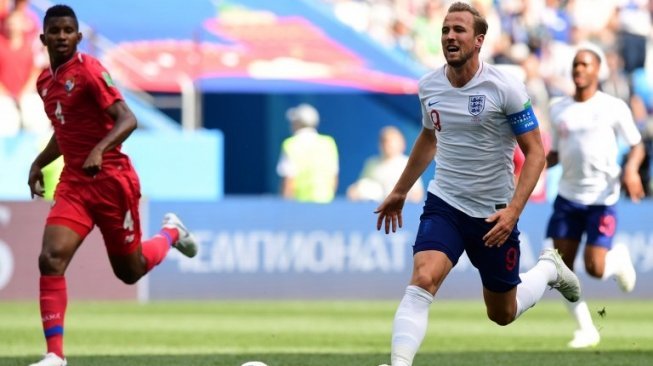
[1,300,652,366]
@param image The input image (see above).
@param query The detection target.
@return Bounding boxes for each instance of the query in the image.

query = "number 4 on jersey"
[55,101,65,124]
[123,210,134,232]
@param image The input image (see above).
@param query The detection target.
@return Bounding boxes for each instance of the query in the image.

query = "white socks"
[602,245,625,280]
[514,259,557,318]
[391,285,434,366]
[565,299,595,331]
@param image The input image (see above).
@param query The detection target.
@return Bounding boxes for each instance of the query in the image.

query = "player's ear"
[475,33,485,50]
[39,33,46,46]
[77,32,83,44]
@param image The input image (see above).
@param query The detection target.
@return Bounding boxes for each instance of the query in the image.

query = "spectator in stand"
[612,0,650,75]
[412,0,447,68]
[0,0,49,136]
[601,47,632,104]
[348,126,424,203]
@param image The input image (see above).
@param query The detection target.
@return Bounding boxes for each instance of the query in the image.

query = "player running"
[27,5,197,366]
[374,3,581,366]
[546,46,645,348]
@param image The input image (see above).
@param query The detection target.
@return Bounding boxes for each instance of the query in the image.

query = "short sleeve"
[85,59,123,110]
[420,96,434,129]
[503,76,539,135]
[614,99,642,146]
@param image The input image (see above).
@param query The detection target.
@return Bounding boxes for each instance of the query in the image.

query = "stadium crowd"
[1,0,651,198]
[323,0,653,197]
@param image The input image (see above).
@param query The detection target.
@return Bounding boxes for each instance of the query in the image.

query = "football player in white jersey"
[546,48,645,349]
[374,3,582,366]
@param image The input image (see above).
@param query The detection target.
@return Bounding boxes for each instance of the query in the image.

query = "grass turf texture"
[1,300,651,366]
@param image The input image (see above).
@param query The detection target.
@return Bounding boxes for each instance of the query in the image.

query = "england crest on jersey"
[468,95,485,116]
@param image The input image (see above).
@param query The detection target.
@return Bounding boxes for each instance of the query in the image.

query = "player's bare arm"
[28,134,62,198]
[82,100,137,176]
[622,142,646,202]
[376,127,436,234]
[484,128,545,247]
[546,150,559,168]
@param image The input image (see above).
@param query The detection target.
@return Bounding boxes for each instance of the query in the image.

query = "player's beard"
[445,48,473,68]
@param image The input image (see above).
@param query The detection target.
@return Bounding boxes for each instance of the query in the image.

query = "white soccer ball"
[241,362,268,366]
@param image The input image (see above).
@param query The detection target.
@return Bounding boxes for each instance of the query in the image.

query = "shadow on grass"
[6,351,653,366]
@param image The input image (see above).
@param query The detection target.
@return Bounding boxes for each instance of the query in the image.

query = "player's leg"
[584,205,635,292]
[545,196,596,346]
[468,220,523,325]
[93,172,196,284]
[31,225,84,366]
[551,238,599,348]
[474,218,579,326]
[31,183,93,366]
[388,194,463,366]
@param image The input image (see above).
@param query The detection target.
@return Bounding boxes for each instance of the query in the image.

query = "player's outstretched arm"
[28,134,61,198]
[375,127,436,234]
[82,100,137,176]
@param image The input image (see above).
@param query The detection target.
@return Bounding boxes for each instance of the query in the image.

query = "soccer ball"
[241,362,268,366]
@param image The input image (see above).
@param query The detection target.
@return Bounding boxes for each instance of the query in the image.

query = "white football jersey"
[550,91,641,205]
[419,62,537,218]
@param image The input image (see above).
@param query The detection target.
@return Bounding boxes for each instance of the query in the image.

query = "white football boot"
[568,327,601,348]
[162,213,198,258]
[539,248,581,302]
[611,243,636,293]
[29,353,67,366]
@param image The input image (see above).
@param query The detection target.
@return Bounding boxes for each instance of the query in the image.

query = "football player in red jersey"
[27,5,198,366]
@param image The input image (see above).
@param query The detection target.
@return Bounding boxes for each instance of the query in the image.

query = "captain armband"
[507,106,538,135]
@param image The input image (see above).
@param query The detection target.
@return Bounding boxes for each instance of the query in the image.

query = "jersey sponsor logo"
[64,78,75,93]
[468,95,485,116]
[427,99,440,107]
[102,71,115,87]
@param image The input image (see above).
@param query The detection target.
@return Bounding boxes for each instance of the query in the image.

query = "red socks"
[141,228,177,272]
[39,276,67,358]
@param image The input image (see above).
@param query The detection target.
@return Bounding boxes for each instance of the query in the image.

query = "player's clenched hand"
[623,170,644,203]
[82,148,103,177]
[483,206,519,247]
[27,164,45,199]
[374,191,406,234]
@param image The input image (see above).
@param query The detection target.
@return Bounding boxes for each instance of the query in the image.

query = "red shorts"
[47,169,142,256]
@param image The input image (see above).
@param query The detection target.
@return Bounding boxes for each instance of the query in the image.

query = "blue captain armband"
[507,106,538,135]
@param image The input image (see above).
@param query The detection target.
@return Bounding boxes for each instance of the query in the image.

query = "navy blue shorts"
[414,193,521,293]
[546,195,617,249]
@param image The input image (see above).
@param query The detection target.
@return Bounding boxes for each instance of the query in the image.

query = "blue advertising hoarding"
[145,199,653,300]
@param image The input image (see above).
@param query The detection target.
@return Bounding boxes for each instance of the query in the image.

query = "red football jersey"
[37,52,132,182]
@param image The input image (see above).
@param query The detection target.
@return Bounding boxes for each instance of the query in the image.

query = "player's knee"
[114,269,142,285]
[38,251,67,275]
[487,310,514,326]
[116,273,140,285]
[410,273,437,293]
[584,259,603,278]
[584,264,603,278]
